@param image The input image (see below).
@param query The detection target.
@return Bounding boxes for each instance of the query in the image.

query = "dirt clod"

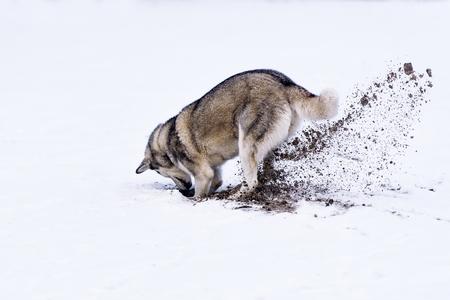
[360,95,369,106]
[404,62,414,75]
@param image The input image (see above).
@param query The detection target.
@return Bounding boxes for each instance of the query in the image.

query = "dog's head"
[136,125,192,192]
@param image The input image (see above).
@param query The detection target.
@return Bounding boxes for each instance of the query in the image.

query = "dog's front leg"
[209,167,223,194]
[194,166,214,198]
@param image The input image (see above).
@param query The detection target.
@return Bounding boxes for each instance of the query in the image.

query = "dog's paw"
[179,188,195,198]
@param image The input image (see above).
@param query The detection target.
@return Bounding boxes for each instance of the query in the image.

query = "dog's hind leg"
[239,105,292,192]
[239,136,259,191]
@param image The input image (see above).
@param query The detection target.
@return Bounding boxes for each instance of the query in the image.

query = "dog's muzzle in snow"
[175,177,194,197]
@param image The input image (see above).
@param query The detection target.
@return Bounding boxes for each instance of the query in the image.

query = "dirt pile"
[212,63,433,212]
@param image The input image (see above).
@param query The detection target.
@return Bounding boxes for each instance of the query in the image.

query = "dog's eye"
[156,155,172,168]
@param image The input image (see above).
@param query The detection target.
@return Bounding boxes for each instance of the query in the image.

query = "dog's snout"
[179,188,195,197]
[174,177,192,190]
[178,178,192,190]
[185,181,192,190]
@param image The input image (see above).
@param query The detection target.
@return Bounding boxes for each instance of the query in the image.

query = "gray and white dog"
[136,70,338,197]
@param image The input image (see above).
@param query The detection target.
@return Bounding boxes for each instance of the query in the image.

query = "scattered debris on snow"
[212,63,433,212]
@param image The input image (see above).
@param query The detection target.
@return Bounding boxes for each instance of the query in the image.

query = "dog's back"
[176,70,336,162]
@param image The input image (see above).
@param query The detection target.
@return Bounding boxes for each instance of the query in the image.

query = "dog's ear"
[135,159,149,174]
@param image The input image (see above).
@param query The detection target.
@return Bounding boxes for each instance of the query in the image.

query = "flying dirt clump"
[211,63,433,212]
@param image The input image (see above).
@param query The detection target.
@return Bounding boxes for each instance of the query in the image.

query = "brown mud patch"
[210,63,433,213]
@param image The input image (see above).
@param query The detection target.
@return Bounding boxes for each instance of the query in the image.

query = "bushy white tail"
[301,88,339,120]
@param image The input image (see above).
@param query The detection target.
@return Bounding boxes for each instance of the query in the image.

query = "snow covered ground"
[1,1,450,299]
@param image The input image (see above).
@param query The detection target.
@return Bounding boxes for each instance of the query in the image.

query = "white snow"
[1,1,450,299]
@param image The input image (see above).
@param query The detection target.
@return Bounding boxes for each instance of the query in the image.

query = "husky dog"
[136,69,338,197]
